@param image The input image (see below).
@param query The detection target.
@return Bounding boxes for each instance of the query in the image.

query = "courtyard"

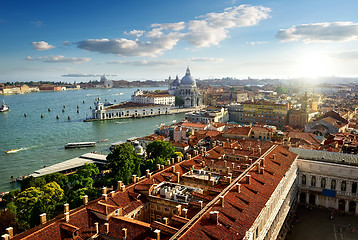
[286,205,358,240]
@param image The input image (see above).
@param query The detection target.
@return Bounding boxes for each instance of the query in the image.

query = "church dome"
[172,75,180,86]
[181,67,196,86]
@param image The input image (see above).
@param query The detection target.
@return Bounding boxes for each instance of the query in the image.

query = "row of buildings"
[4,136,357,240]
[0,84,81,94]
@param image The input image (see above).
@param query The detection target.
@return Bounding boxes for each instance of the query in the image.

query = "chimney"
[261,167,265,174]
[245,156,248,161]
[224,160,227,167]
[182,208,188,218]
[104,223,109,234]
[227,176,232,184]
[122,228,127,239]
[132,175,137,183]
[117,180,123,190]
[64,203,69,213]
[208,172,212,181]
[211,159,214,166]
[64,212,69,222]
[1,234,9,240]
[157,164,161,170]
[5,227,13,239]
[209,211,219,225]
[272,154,276,160]
[154,229,161,240]
[103,194,108,201]
[220,195,224,207]
[109,190,115,197]
[176,205,182,215]
[95,222,99,234]
[167,160,171,165]
[257,163,261,173]
[209,178,215,186]
[83,195,88,205]
[192,199,200,210]
[39,213,46,225]
[201,160,205,167]
[161,165,164,170]
[249,159,253,165]
[258,147,262,154]
[236,183,241,193]
[227,166,230,173]
[146,169,150,178]
[232,162,235,169]
[102,187,107,195]
[136,176,139,182]
[247,175,251,185]
[171,165,175,173]
[121,185,126,192]
[262,157,265,167]
[171,158,175,164]
[176,172,180,183]
[163,217,169,225]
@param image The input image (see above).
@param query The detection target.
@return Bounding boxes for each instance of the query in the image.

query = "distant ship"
[0,100,9,112]
[65,142,96,149]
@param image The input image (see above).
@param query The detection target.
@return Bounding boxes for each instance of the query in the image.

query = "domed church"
[168,67,203,108]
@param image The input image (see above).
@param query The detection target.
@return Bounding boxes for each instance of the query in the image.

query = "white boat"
[5,149,20,154]
[0,100,9,112]
[65,142,96,149]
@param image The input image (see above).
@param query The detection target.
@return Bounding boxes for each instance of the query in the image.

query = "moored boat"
[0,100,9,112]
[65,142,96,149]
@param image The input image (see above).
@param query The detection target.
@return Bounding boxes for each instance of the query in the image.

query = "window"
[349,182,357,194]
[321,178,326,188]
[341,181,347,192]
[301,175,306,185]
[331,179,336,190]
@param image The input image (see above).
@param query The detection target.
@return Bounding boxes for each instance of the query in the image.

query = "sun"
[296,51,334,78]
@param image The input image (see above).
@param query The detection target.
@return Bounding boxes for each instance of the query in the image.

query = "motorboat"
[0,100,9,112]
[5,149,20,154]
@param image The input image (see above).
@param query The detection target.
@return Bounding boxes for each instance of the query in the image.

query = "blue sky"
[1,0,358,82]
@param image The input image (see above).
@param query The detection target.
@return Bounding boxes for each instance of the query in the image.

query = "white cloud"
[26,55,91,63]
[31,41,55,51]
[151,22,185,31]
[332,50,358,61]
[76,5,270,57]
[246,41,267,45]
[77,34,180,57]
[276,22,358,43]
[107,59,181,66]
[30,21,43,27]
[189,57,224,63]
[124,30,145,37]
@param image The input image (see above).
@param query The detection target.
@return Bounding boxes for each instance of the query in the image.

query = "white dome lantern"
[180,67,196,86]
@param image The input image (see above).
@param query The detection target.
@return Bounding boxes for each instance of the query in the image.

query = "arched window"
[352,182,357,194]
[341,181,347,192]
[302,175,306,185]
[311,176,316,187]
[331,179,336,190]
[321,178,326,188]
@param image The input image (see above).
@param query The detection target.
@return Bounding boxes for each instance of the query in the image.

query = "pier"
[29,153,107,178]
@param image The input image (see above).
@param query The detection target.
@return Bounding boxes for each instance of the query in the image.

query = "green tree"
[146,140,175,160]
[68,163,99,190]
[276,85,288,95]
[175,96,184,107]
[107,143,141,185]
[41,182,65,214]
[44,173,68,191]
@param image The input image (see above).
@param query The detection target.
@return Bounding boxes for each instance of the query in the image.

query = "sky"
[1,0,358,82]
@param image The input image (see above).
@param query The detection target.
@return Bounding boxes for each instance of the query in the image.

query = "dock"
[29,153,107,178]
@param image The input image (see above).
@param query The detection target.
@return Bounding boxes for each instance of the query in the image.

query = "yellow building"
[242,101,289,127]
